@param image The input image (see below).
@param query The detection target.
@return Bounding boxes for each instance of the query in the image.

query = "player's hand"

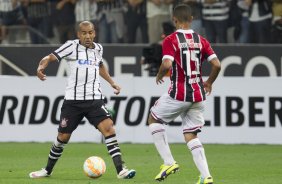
[203,81,212,96]
[37,68,46,81]
[111,83,121,95]
[156,76,164,85]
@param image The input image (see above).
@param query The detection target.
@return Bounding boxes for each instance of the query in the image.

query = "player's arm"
[37,54,57,81]
[99,63,121,95]
[157,35,174,85]
[156,59,172,85]
[204,57,221,95]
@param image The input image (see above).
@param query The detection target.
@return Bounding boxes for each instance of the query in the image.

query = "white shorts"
[150,93,205,133]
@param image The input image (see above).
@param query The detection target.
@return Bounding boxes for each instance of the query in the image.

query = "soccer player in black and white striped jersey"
[29,21,136,179]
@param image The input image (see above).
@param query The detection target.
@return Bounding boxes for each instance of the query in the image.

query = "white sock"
[187,138,211,178]
[149,123,175,165]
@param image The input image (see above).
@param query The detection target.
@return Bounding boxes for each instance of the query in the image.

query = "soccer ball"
[83,156,106,178]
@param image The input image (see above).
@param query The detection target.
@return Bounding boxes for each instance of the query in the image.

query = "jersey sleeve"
[96,43,103,65]
[201,37,217,62]
[52,40,74,62]
[162,37,175,62]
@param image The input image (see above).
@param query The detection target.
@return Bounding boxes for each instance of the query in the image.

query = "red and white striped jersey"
[162,29,217,102]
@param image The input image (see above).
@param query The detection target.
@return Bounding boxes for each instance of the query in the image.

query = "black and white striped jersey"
[202,1,231,21]
[52,39,104,100]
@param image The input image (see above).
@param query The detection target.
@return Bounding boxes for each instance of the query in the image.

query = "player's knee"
[105,126,115,135]
[57,133,71,143]
[101,126,115,137]
[98,119,115,136]
[148,114,156,125]
[184,132,198,143]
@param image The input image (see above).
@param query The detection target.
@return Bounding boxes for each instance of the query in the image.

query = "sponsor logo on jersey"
[77,59,97,66]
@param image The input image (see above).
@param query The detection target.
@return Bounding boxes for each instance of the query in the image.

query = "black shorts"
[58,100,111,133]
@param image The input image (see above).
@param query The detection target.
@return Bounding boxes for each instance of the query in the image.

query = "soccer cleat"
[155,162,179,181]
[117,168,136,179]
[29,168,51,178]
[196,176,213,184]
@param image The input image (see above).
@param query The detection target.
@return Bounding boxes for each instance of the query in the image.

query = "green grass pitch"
[0,143,281,184]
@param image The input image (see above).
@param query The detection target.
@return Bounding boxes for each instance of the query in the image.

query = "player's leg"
[44,133,71,175]
[182,102,213,184]
[87,100,135,179]
[97,118,136,179]
[148,115,179,181]
[29,134,72,178]
[148,115,175,166]
[184,132,213,184]
[148,94,183,181]
[29,100,83,178]
[29,133,72,178]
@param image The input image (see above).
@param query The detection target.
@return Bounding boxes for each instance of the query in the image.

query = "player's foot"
[196,176,213,184]
[117,168,136,179]
[29,168,51,178]
[155,162,179,181]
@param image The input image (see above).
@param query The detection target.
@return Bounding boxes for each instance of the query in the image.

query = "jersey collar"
[76,39,95,49]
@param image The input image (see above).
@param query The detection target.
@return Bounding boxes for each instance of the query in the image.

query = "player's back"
[162,29,216,102]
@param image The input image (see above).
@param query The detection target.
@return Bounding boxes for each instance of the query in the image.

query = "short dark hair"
[173,4,192,23]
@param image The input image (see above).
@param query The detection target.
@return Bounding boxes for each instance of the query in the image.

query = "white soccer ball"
[83,156,106,178]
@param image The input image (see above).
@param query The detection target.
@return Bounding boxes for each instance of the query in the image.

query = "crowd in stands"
[0,0,281,45]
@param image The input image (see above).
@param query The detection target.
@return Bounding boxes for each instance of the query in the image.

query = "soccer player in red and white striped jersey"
[148,4,221,184]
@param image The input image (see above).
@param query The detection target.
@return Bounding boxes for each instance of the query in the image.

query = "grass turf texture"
[0,143,281,184]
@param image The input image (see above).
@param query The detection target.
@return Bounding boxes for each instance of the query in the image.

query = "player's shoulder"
[69,39,78,44]
[55,40,76,51]
[94,42,103,52]
[59,39,77,47]
[163,32,178,44]
[166,32,178,40]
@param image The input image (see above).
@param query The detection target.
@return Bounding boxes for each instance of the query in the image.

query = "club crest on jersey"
[60,118,68,128]
[77,59,97,66]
